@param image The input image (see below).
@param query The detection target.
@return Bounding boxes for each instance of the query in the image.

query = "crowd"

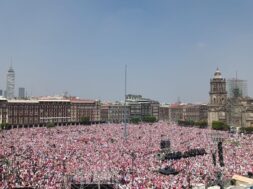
[0,122,252,189]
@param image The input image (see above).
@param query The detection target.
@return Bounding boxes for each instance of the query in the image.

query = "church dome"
[214,68,222,79]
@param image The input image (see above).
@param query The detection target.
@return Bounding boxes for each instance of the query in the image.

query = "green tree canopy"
[46,122,55,128]
[212,121,229,131]
[142,116,157,123]
[240,127,253,134]
[80,117,90,125]
[131,117,141,124]
[0,123,10,130]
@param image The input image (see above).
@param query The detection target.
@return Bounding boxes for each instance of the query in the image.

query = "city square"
[1,123,252,188]
[1,1,253,188]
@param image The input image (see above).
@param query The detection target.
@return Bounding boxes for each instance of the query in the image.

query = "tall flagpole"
[124,65,128,139]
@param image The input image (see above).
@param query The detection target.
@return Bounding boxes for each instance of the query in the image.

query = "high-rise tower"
[208,68,227,126]
[18,87,25,99]
[6,65,15,99]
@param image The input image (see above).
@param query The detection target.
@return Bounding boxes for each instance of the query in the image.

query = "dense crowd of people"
[0,122,252,188]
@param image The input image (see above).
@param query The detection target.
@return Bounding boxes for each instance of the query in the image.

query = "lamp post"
[186,145,191,189]
[131,152,136,187]
[61,158,67,189]
[210,131,226,188]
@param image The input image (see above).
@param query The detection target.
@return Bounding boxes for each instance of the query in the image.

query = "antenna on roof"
[177,96,181,104]
[10,56,14,69]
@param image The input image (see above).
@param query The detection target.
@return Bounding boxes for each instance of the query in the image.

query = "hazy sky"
[1,0,253,103]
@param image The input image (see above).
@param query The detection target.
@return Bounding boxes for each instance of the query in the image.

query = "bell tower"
[208,68,227,126]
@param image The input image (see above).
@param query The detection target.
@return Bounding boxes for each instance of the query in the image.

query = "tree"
[46,122,55,128]
[212,121,229,131]
[178,120,194,127]
[0,123,10,130]
[195,120,208,128]
[240,127,253,134]
[80,117,90,125]
[142,116,157,123]
[131,117,141,124]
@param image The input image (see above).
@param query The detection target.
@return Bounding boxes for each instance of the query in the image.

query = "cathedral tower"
[208,68,227,126]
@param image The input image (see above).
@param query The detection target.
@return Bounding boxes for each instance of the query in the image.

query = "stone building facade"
[208,68,253,128]
[168,104,184,123]
[183,104,208,122]
[70,99,101,123]
[7,100,40,126]
[101,102,130,123]
[168,103,208,123]
[208,68,227,126]
[0,97,101,127]
[159,105,170,121]
[39,99,71,124]
[0,98,7,124]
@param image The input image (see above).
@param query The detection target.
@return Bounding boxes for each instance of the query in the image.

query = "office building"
[18,87,25,99]
[126,94,160,121]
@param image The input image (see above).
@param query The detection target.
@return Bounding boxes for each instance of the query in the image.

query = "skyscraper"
[19,87,25,99]
[0,89,2,96]
[6,65,15,99]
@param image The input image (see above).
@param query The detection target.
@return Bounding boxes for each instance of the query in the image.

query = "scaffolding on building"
[227,78,248,98]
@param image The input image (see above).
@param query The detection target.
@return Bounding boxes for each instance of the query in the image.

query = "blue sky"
[1,0,253,103]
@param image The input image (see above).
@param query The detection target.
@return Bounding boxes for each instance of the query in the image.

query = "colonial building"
[70,98,101,123]
[208,68,253,128]
[159,104,170,121]
[7,100,40,126]
[183,104,208,122]
[101,102,129,123]
[39,99,71,124]
[0,98,7,124]
[168,104,184,123]
[208,68,227,126]
[169,103,208,123]
[225,94,253,128]
[101,103,109,123]
[0,96,102,127]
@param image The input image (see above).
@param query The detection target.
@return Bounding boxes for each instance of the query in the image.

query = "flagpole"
[124,65,127,139]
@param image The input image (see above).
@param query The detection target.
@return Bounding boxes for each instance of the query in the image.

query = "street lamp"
[130,152,136,187]
[210,131,226,188]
